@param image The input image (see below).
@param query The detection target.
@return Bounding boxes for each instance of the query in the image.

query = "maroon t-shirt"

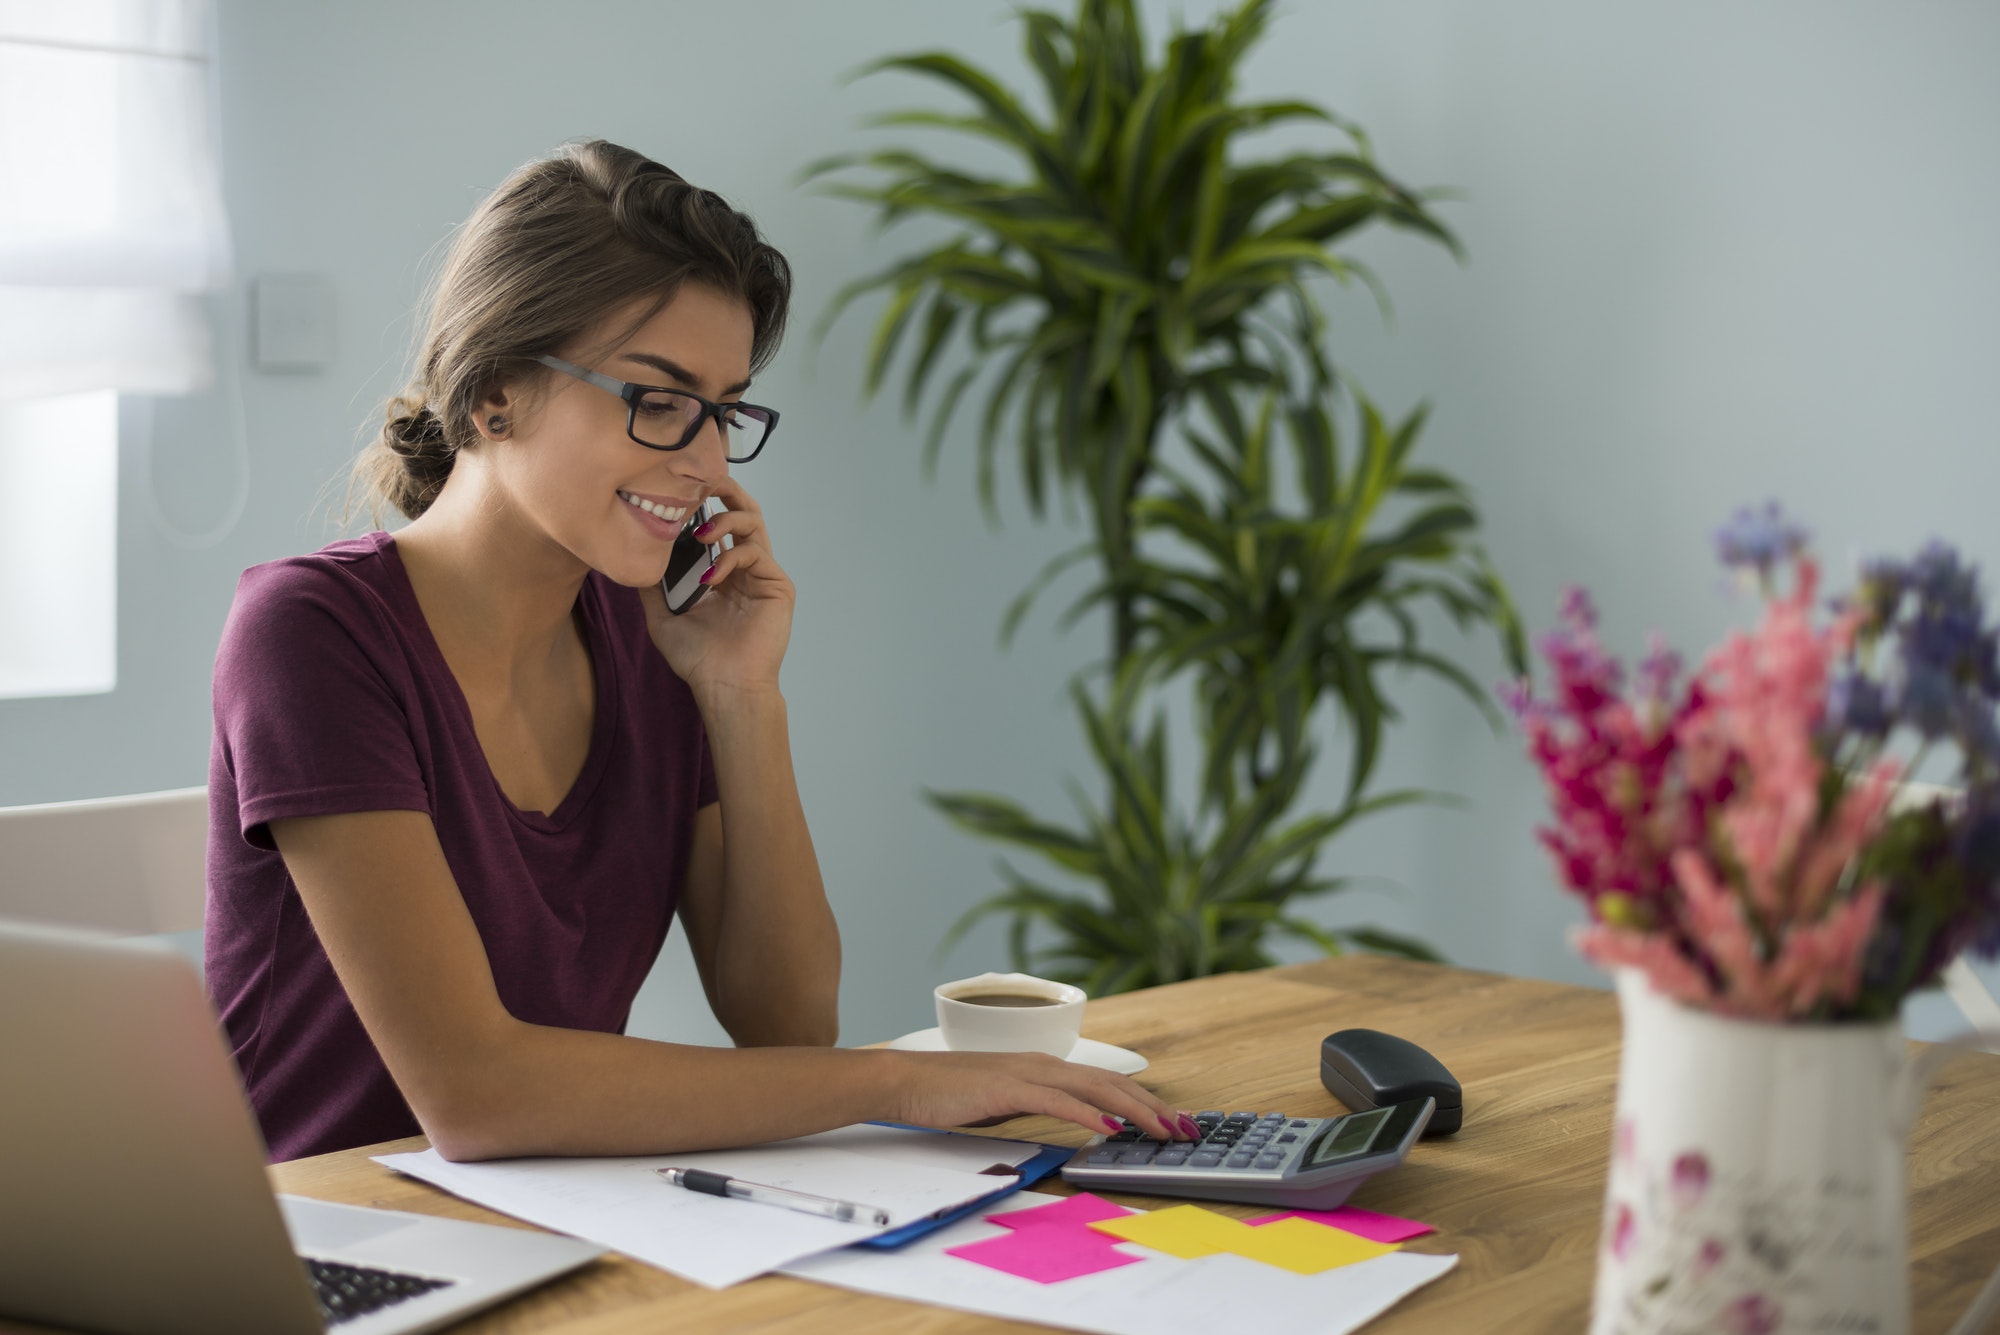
[205,532,716,1162]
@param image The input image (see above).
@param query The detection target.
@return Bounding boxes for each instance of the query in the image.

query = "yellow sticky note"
[1224,1217,1398,1274]
[1087,1204,1251,1259]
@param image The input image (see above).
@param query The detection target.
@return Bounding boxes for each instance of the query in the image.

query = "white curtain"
[0,0,230,400]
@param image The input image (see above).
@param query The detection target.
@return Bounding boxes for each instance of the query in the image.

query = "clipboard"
[852,1123,1072,1250]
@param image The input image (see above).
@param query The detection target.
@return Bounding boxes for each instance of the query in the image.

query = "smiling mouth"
[617,490,690,524]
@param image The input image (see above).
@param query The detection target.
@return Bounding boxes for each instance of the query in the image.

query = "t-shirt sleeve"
[213,561,432,849]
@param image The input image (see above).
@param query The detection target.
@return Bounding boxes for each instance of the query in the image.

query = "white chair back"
[0,786,208,935]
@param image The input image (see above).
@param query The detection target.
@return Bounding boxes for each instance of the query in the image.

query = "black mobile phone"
[661,498,724,615]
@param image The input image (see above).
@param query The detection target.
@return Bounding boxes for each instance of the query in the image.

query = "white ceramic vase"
[1589,970,1927,1335]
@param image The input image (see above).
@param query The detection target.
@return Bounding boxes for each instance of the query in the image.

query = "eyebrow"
[618,352,752,398]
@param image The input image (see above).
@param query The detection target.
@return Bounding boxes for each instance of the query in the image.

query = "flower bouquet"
[1508,505,2000,1334]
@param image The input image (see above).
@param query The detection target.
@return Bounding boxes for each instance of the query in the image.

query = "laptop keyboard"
[305,1257,455,1325]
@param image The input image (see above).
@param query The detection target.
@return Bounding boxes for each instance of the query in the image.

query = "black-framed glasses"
[536,355,780,463]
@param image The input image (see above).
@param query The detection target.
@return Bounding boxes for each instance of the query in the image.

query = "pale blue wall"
[3,0,1995,1046]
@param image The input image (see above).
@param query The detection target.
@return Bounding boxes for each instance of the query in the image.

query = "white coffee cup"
[934,972,1087,1058]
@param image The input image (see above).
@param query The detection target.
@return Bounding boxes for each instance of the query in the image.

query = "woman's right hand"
[880,1050,1201,1142]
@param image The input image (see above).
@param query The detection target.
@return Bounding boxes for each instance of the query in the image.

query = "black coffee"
[952,992,1061,1007]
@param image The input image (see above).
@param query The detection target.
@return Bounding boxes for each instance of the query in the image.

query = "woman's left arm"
[677,696,840,1045]
[647,476,840,1047]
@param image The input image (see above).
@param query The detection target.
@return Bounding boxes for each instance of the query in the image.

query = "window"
[0,0,228,697]
[0,393,118,698]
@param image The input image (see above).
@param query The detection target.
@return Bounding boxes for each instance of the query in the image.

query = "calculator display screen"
[1305,1107,1391,1166]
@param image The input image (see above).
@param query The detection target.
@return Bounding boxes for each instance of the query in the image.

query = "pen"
[654,1167,892,1228]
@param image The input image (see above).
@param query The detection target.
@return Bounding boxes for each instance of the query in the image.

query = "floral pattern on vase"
[1590,971,1914,1334]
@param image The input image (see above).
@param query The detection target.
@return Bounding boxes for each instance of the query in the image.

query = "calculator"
[1059,1098,1435,1209]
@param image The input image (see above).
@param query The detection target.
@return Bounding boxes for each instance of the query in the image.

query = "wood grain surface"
[6,957,1996,1334]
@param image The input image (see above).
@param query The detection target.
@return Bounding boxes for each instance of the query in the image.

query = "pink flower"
[1608,1202,1636,1260]
[1723,1293,1783,1335]
[1577,924,1720,1010]
[1670,1152,1711,1209]
[1694,1237,1725,1278]
[1519,543,1914,1022]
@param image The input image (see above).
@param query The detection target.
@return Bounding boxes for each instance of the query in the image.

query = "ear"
[471,378,519,442]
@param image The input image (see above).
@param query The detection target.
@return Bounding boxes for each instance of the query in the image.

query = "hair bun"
[384,397,447,458]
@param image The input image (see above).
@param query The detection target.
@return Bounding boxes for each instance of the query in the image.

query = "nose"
[673,414,731,489]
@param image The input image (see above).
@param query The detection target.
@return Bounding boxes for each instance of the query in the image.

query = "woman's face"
[489,283,756,588]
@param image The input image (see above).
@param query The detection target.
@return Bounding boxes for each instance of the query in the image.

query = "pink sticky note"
[987,1193,1134,1231]
[1246,1206,1436,1243]
[946,1226,1144,1283]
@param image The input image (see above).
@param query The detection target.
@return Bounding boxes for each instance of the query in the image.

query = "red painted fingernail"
[694,522,715,539]
[698,565,718,584]
[1101,1116,1123,1133]
[1179,1114,1200,1138]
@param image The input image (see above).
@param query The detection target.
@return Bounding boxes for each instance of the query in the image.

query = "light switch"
[252,273,334,372]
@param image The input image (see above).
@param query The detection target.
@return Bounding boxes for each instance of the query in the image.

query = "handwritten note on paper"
[1246,1206,1437,1244]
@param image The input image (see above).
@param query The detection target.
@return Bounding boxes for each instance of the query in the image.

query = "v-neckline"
[374,531,617,833]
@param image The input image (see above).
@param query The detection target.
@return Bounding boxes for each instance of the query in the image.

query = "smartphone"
[661,498,725,615]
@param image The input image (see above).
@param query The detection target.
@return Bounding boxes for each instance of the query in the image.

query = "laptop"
[0,918,603,1335]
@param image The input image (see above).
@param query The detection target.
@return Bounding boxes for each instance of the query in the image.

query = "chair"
[0,786,208,935]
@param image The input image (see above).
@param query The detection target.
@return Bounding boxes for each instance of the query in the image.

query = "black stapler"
[1319,1029,1463,1136]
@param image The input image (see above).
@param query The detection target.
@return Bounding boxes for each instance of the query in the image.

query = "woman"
[204,140,1197,1163]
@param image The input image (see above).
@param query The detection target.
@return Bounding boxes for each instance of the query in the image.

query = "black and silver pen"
[654,1167,892,1227]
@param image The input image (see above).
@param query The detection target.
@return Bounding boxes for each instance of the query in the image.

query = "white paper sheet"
[375,1124,1040,1289]
[780,1192,1459,1335]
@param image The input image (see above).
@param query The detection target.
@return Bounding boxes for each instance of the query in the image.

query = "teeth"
[619,491,685,523]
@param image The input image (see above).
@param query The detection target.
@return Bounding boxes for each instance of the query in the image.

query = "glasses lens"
[720,404,774,462]
[630,390,703,449]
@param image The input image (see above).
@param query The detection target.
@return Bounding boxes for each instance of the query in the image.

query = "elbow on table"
[399,1031,554,1163]
[415,1082,542,1163]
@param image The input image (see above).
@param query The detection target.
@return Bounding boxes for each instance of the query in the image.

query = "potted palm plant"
[813,0,1522,992]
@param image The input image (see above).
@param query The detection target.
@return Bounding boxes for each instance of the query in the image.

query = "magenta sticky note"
[1246,1206,1436,1243]
[987,1193,1134,1231]
[945,1226,1144,1283]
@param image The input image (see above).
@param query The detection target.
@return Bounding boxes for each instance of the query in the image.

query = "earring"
[487,414,507,434]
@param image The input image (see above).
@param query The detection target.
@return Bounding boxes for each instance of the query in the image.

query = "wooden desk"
[24,958,2000,1333]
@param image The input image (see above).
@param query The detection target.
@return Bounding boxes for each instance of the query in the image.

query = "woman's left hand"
[640,475,793,699]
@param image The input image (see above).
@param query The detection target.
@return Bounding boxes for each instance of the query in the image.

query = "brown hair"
[354,140,792,521]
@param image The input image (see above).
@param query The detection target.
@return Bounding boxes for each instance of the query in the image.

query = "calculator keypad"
[1087,1110,1324,1175]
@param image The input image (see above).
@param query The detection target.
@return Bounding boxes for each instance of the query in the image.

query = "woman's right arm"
[269,809,1193,1161]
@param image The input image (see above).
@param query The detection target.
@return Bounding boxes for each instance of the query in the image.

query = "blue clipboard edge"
[852,1122,1074,1250]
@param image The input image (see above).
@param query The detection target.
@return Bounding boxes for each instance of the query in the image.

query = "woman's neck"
[391,463,590,678]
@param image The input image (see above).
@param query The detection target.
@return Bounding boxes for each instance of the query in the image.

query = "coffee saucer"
[883,1027,1149,1075]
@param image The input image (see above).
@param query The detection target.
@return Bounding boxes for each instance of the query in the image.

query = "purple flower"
[1715,502,1809,577]
[1670,1151,1711,1209]
[1722,1293,1783,1335]
[1560,584,1599,630]
[1637,634,1684,710]
[1895,664,1959,740]
[1955,695,2000,775]
[1826,668,1891,740]
[1908,540,1980,611]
